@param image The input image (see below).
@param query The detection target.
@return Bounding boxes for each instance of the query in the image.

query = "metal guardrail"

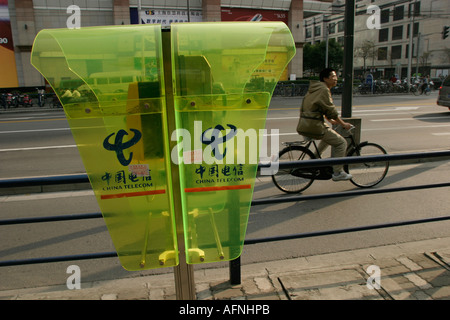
[0,174,89,188]
[1,151,450,284]
[273,83,309,97]
[271,82,419,97]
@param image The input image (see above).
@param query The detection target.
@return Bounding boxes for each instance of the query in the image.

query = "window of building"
[337,36,344,46]
[337,21,344,32]
[379,28,389,42]
[393,5,404,21]
[408,1,421,18]
[392,26,403,40]
[391,45,402,59]
[406,23,419,38]
[381,9,390,24]
[306,28,312,39]
[314,25,321,37]
[328,22,336,34]
[378,47,388,60]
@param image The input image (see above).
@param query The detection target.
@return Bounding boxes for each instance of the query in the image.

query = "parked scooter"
[21,94,33,107]
[6,93,18,108]
[1,93,6,109]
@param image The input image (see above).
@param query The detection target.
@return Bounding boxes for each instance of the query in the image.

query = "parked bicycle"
[271,125,389,193]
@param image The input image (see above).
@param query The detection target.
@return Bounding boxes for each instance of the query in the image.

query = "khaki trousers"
[315,127,347,173]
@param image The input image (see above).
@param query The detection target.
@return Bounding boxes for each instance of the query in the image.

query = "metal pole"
[138,0,141,24]
[341,0,355,118]
[187,0,191,22]
[324,16,329,68]
[161,29,196,300]
[416,32,420,76]
[229,257,241,285]
[407,0,415,90]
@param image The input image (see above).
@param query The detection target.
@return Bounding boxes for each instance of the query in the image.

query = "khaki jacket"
[296,81,339,139]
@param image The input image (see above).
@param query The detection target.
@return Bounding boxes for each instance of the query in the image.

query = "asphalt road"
[1,92,448,179]
[1,92,450,291]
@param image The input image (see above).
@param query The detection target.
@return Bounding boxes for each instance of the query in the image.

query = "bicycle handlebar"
[334,124,355,133]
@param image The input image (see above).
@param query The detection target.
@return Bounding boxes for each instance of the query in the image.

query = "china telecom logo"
[201,124,237,160]
[103,129,142,166]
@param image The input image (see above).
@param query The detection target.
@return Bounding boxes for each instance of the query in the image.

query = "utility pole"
[187,0,191,22]
[407,0,416,90]
[416,32,421,76]
[324,15,329,68]
[341,0,355,118]
[138,0,141,24]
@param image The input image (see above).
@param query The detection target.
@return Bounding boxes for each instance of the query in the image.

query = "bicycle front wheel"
[346,142,389,188]
[272,146,316,193]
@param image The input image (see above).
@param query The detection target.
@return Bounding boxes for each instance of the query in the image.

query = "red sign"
[0,0,19,87]
[221,7,288,24]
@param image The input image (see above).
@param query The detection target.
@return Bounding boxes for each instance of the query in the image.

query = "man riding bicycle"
[296,68,353,181]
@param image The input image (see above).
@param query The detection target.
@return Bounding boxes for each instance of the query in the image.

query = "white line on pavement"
[0,128,70,134]
[0,190,94,203]
[371,116,446,121]
[432,132,450,136]
[0,145,76,152]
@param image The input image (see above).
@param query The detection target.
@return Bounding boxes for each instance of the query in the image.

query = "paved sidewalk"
[1,236,449,300]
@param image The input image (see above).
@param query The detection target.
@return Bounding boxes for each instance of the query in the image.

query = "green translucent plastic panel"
[171,22,295,264]
[31,25,178,271]
[31,22,295,269]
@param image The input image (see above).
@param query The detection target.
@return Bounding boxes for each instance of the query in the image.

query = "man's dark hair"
[319,68,336,82]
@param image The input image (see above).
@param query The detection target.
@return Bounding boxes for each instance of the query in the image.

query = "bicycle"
[271,126,389,193]
[411,83,431,96]
[419,84,431,96]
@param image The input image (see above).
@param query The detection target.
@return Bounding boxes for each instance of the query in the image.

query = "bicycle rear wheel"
[346,142,389,188]
[272,146,316,193]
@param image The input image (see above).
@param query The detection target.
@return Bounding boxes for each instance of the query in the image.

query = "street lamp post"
[342,0,355,118]
[407,0,417,90]
[324,15,329,68]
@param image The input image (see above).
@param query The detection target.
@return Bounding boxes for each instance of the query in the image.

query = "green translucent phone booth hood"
[31,25,177,271]
[171,22,295,264]
[31,22,295,270]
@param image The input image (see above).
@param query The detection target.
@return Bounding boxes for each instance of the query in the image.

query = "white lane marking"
[0,128,70,134]
[393,107,420,110]
[1,115,65,121]
[363,124,450,131]
[0,145,76,152]
[371,116,446,122]
[0,190,94,203]
[432,132,450,136]
[263,132,297,136]
[266,117,297,120]
[265,124,450,136]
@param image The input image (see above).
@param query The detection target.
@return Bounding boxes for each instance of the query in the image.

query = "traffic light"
[443,26,449,40]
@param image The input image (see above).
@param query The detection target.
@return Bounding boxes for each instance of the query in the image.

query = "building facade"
[3,0,313,89]
[304,0,450,79]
